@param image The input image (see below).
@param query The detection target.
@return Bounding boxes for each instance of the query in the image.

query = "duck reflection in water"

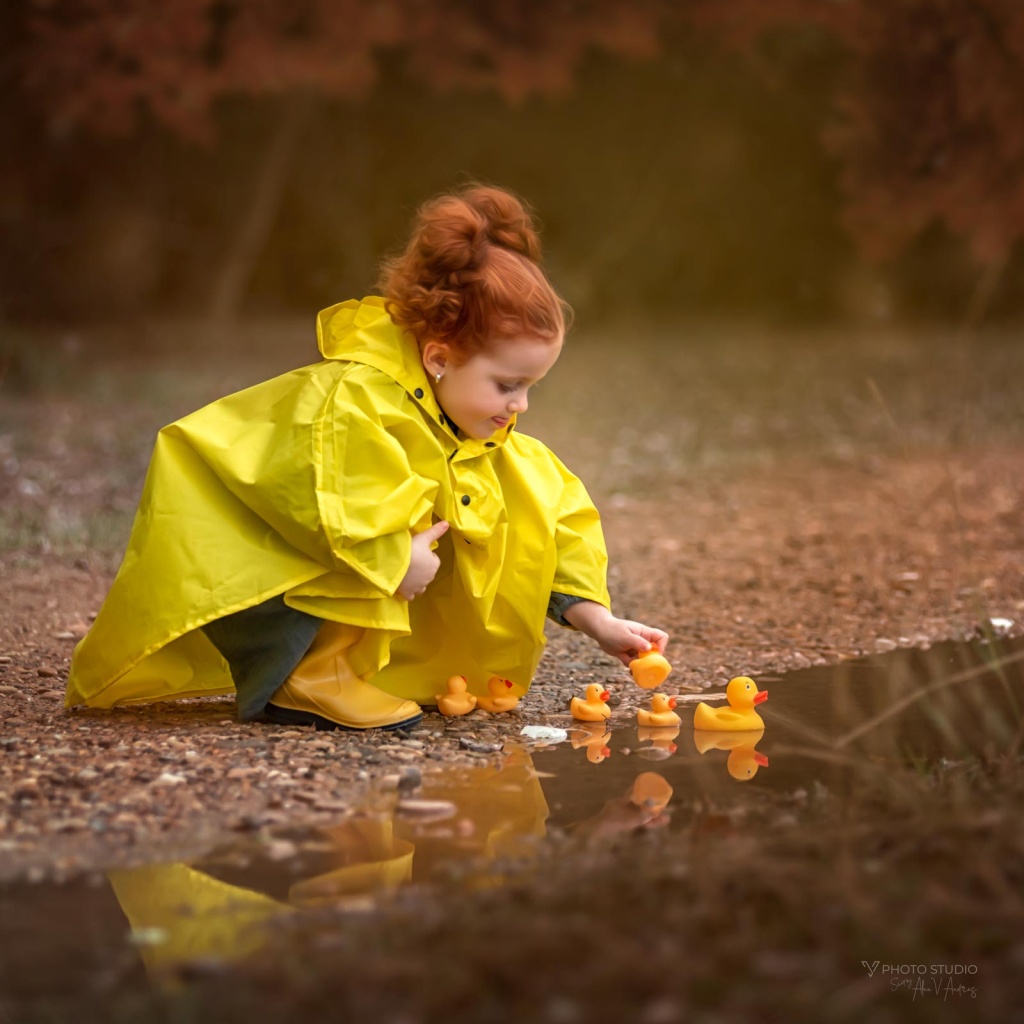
[692,728,769,781]
[636,724,680,758]
[569,721,613,763]
[568,771,673,841]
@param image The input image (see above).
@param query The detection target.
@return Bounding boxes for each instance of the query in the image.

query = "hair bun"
[378,182,569,355]
[462,185,542,262]
[415,185,541,278]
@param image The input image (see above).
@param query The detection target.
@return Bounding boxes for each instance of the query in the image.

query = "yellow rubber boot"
[267,622,423,731]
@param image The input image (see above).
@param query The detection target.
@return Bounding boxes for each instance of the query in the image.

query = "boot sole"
[264,702,423,732]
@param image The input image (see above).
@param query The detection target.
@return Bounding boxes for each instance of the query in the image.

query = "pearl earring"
[435,372,442,383]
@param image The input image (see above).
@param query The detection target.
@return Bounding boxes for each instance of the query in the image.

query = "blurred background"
[3,1,1024,557]
[2,0,1023,334]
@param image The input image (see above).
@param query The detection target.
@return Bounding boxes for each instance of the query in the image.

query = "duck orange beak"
[599,690,610,702]
[504,679,513,689]
[754,752,769,767]
[600,746,611,757]
[668,697,677,709]
[753,689,768,704]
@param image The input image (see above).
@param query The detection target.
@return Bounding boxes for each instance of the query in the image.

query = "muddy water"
[538,633,1024,828]
[1,635,1022,1001]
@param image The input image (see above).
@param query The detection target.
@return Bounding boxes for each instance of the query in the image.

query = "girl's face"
[423,335,563,440]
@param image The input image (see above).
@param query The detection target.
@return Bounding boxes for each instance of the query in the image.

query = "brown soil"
[2,444,1022,878]
[2,322,1023,1020]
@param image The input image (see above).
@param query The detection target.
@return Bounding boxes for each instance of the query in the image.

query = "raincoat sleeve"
[549,459,612,612]
[313,376,439,596]
[172,367,439,602]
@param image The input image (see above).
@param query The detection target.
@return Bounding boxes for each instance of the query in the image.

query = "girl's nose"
[509,393,528,414]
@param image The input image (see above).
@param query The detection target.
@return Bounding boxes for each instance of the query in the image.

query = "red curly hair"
[378,183,571,360]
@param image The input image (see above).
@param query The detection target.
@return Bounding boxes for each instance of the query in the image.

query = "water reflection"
[5,635,1022,991]
[104,749,673,981]
[636,725,680,756]
[569,722,613,763]
[536,635,1024,826]
[692,729,769,781]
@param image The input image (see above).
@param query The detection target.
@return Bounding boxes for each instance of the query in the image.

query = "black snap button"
[485,442,496,447]
[414,387,424,399]
[461,494,471,506]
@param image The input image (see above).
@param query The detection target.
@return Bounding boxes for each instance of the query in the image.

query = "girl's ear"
[421,339,450,379]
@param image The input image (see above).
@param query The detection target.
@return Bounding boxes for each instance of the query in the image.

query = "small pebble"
[458,737,503,754]
[397,766,422,794]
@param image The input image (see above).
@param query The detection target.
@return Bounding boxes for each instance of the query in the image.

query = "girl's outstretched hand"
[397,520,449,600]
[562,601,669,667]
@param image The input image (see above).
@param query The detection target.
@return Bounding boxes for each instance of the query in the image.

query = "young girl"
[66,184,669,731]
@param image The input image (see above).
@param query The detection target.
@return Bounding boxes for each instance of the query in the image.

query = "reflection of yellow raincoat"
[107,749,550,978]
[66,297,610,709]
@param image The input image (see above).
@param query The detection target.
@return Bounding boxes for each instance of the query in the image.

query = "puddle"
[536,634,1024,829]
[2,635,1022,1000]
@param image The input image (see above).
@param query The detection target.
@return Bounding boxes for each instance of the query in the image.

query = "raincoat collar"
[316,296,517,456]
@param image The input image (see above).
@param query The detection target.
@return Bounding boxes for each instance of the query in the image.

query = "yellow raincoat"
[66,297,610,710]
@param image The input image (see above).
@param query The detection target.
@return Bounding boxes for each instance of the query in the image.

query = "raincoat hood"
[317,296,517,450]
[67,297,609,711]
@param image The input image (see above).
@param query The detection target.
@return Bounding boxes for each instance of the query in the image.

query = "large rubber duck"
[693,676,768,731]
[570,721,612,763]
[629,647,672,689]
[636,693,681,728]
[476,675,521,714]
[692,729,769,780]
[570,683,611,722]
[435,675,477,717]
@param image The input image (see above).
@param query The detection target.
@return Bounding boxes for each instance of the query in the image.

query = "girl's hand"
[562,601,669,667]
[397,521,449,600]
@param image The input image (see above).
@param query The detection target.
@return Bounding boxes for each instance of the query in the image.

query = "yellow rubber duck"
[435,675,477,717]
[693,676,768,731]
[570,683,611,722]
[476,675,521,713]
[692,729,769,781]
[636,693,681,728]
[629,647,672,689]
[570,722,612,763]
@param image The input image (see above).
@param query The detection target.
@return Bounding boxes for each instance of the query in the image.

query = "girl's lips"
[491,417,509,427]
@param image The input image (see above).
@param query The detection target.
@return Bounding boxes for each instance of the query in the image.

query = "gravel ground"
[3,323,1024,1021]
[2,443,1021,883]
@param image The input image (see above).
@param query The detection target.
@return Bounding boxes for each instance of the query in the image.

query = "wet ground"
[2,635,1022,1021]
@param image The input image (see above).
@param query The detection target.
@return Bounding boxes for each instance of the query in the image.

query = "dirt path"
[2,441,1021,881]
[3,324,1024,1020]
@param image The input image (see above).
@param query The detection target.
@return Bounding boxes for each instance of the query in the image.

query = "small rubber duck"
[629,647,672,689]
[636,693,681,728]
[435,675,477,717]
[692,729,769,781]
[570,683,611,722]
[570,722,612,763]
[693,676,768,731]
[476,675,520,713]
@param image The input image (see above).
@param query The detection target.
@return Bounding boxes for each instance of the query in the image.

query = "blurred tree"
[688,0,1024,324]
[17,0,667,320]
[9,0,1024,325]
